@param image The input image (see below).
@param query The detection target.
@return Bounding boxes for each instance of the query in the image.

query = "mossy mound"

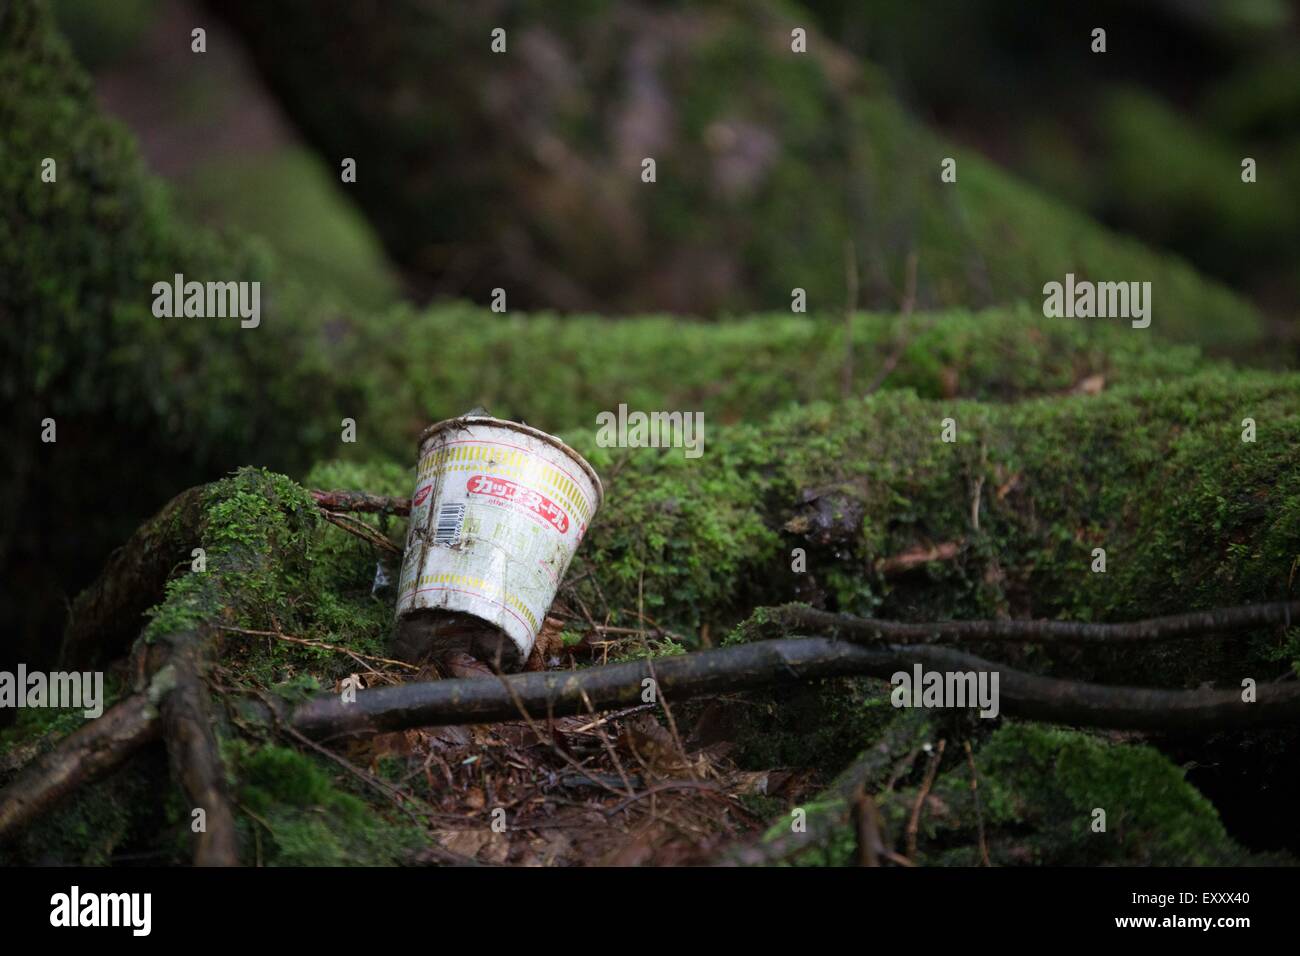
[355,302,1214,434]
[562,370,1300,689]
[773,722,1282,866]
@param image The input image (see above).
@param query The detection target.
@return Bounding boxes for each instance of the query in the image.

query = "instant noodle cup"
[394,415,603,670]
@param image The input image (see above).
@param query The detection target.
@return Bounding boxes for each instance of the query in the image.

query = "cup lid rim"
[417,415,605,509]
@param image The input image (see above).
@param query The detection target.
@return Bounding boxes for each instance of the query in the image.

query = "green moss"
[760,722,1274,867]
[557,370,1300,692]
[356,302,1216,439]
[606,635,688,663]
[228,741,423,866]
[137,465,410,694]
[143,468,319,645]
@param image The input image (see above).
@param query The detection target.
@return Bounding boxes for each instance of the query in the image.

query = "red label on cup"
[467,474,569,534]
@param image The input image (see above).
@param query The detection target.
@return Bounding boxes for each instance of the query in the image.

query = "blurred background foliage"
[44,0,1297,333]
[808,0,1300,317]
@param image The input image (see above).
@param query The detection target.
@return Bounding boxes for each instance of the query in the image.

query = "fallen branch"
[10,609,1300,849]
[764,601,1300,646]
[286,635,1300,740]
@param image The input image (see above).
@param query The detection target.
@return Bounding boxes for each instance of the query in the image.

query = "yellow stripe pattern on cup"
[418,442,596,528]
[404,570,539,634]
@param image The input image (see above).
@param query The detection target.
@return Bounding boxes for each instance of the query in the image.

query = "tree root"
[155,628,240,866]
[8,603,1299,861]
[763,601,1300,646]
[283,636,1300,741]
[2,628,238,866]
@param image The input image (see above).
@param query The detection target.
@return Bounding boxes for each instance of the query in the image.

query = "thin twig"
[863,251,920,396]
[906,739,946,859]
[964,739,991,866]
[578,688,636,796]
[851,786,882,867]
[317,509,402,556]
[604,780,721,818]
[647,659,698,781]
[218,624,421,671]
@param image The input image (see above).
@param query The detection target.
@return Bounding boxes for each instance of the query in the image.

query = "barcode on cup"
[433,502,466,546]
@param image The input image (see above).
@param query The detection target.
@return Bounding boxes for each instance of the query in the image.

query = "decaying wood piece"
[0,693,160,841]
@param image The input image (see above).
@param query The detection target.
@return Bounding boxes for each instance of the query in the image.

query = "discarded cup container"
[394,414,604,671]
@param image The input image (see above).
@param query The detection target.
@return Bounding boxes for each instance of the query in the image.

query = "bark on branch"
[288,636,1300,739]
